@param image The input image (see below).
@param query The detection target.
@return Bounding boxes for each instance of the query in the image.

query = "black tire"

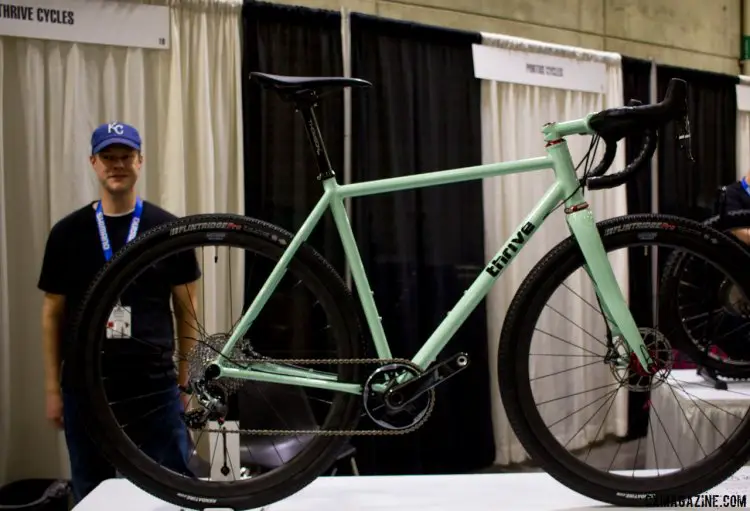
[661,209,750,378]
[498,213,750,507]
[701,208,750,237]
[68,214,365,510]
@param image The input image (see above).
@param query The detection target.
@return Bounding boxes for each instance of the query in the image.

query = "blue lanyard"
[743,177,750,197]
[95,196,143,262]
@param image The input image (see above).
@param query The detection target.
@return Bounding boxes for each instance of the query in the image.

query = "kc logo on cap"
[91,121,142,155]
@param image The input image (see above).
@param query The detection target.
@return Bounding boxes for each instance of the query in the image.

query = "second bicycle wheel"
[498,213,750,507]
[660,209,750,378]
[68,214,366,510]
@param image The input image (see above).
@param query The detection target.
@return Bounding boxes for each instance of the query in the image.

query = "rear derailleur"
[181,379,229,429]
[363,352,470,430]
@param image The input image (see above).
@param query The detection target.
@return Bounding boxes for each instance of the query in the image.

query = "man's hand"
[731,227,750,246]
[46,390,64,429]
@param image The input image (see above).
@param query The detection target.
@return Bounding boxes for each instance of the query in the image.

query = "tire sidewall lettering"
[168,221,288,246]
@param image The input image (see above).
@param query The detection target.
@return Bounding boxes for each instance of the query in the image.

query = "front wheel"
[498,213,750,507]
[68,213,366,510]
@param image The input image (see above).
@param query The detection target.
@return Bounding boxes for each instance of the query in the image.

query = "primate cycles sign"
[0,2,74,25]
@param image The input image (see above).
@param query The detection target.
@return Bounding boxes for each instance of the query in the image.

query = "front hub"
[611,328,673,392]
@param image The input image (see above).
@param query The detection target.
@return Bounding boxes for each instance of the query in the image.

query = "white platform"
[74,467,750,511]
[646,369,750,468]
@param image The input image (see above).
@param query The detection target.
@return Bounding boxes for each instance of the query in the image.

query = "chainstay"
[199,357,435,437]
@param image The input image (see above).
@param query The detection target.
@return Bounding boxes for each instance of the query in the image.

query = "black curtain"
[349,13,494,475]
[238,0,357,452]
[622,56,654,217]
[242,1,346,273]
[621,56,654,439]
[656,65,738,221]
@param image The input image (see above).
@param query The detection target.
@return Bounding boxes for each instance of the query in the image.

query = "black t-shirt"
[723,180,750,213]
[38,200,201,391]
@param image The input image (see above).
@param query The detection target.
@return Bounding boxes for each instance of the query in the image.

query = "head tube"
[541,113,596,141]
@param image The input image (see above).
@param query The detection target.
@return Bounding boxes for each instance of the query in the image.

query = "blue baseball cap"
[91,122,142,155]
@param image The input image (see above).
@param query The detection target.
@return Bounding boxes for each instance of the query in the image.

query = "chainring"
[362,363,436,430]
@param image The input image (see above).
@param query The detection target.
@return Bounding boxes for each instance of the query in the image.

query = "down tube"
[410,181,565,369]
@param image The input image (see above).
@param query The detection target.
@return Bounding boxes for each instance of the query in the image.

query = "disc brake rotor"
[609,327,673,392]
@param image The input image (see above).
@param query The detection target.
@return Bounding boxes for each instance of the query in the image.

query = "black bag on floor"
[0,479,70,511]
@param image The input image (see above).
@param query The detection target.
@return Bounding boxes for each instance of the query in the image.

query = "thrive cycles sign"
[0,0,170,50]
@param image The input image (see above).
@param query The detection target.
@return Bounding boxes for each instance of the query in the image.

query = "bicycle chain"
[196,357,436,437]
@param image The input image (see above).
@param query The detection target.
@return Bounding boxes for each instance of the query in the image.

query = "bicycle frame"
[212,110,652,395]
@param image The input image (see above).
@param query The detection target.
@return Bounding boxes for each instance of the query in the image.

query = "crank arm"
[384,353,470,411]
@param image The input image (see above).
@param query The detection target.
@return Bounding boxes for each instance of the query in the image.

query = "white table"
[74,467,750,511]
[645,369,750,469]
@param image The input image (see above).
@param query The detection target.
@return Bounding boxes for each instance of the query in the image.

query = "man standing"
[38,122,201,503]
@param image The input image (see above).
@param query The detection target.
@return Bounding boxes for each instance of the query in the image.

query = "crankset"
[383,352,470,412]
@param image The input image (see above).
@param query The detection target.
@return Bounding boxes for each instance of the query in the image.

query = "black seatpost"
[293,89,336,181]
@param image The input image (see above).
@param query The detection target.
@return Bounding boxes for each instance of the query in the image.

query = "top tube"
[542,113,596,140]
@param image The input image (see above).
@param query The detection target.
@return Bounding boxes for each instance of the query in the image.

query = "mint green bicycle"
[70,74,750,510]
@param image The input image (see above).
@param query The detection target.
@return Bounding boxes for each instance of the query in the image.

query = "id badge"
[106,303,132,339]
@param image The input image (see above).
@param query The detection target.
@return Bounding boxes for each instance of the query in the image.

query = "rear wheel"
[498,214,750,507]
[69,214,366,510]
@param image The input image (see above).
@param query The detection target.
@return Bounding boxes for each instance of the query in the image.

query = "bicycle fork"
[544,134,654,373]
[566,207,654,373]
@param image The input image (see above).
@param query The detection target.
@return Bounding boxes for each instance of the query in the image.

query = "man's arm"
[41,293,66,395]
[172,280,200,389]
[38,222,68,399]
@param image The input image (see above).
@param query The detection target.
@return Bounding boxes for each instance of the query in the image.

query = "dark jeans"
[62,384,193,503]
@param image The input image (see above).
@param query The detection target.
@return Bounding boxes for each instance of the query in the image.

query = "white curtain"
[737,77,750,180]
[0,0,244,484]
[479,33,629,466]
